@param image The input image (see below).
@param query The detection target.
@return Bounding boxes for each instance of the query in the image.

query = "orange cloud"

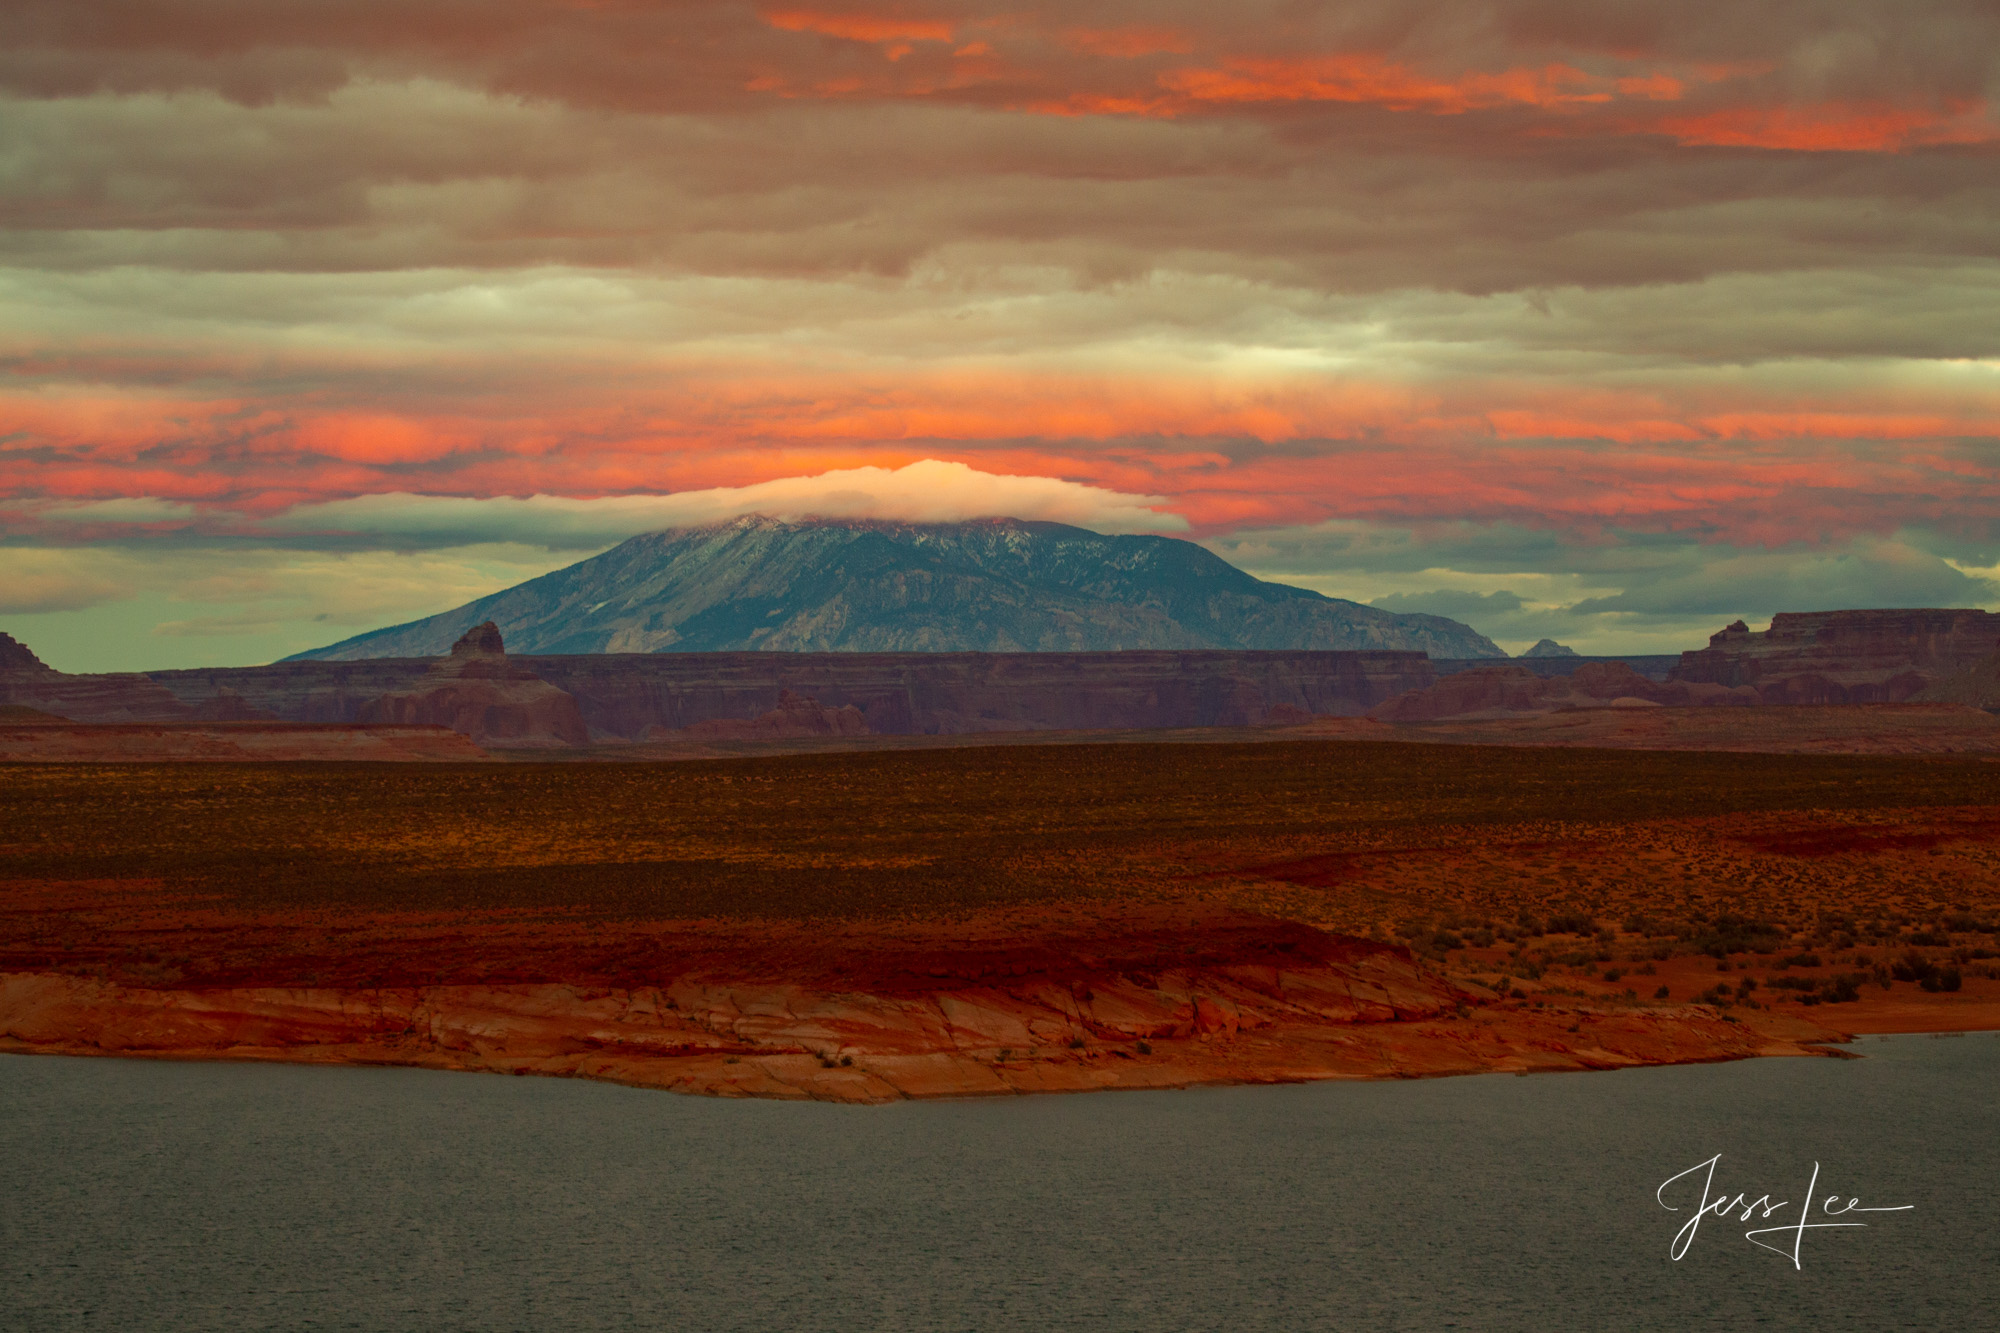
[730,13,1802,130]
[11,366,2000,473]
[762,8,954,45]
[1014,92,1177,118]
[11,359,2000,549]
[734,20,2000,165]
[1063,26,1196,59]
[1161,56,1618,114]
[1481,411,1704,445]
[1614,73,1685,101]
[1482,403,2000,446]
[289,414,474,464]
[1651,100,2000,151]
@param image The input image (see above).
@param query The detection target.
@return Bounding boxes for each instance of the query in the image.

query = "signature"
[1656,1155,1913,1268]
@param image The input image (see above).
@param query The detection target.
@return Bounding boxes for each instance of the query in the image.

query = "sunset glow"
[3,1,1999,668]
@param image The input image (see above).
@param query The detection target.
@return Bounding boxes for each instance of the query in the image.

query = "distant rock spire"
[432,621,537,682]
[449,622,507,658]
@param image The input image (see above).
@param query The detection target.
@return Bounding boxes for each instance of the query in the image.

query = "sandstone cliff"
[188,689,278,722]
[0,631,192,723]
[0,722,486,763]
[1435,653,1679,682]
[356,622,589,747]
[1372,660,1753,722]
[658,689,870,742]
[0,903,1839,1102]
[1669,609,2000,704]
[1917,652,2000,710]
[152,649,1435,740]
[0,633,51,675]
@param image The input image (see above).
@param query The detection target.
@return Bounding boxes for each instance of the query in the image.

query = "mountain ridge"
[289,516,1504,660]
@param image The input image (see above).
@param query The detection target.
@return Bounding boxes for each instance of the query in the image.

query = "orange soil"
[1208,805,2000,1040]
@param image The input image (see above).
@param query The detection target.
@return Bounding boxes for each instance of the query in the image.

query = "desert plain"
[4,739,1997,1101]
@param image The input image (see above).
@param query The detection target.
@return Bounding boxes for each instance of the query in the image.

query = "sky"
[3,1,1999,671]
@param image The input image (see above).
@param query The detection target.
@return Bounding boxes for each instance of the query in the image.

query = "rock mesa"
[1669,610,2000,704]
[1373,661,1753,722]
[0,632,193,723]
[656,689,870,741]
[151,649,1435,741]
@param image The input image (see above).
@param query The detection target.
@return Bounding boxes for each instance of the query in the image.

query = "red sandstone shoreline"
[8,814,1994,1102]
[0,949,1860,1103]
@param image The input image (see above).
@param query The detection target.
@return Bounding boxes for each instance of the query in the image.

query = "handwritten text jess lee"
[1656,1156,1913,1268]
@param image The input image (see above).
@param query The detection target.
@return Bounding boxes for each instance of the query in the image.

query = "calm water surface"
[3,1037,1996,1332]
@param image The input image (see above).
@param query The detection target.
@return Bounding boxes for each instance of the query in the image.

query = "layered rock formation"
[1918,652,2000,710]
[290,516,1506,660]
[1302,702,2000,754]
[0,633,48,674]
[0,631,191,723]
[147,658,453,724]
[355,622,589,747]
[1436,654,1680,681]
[660,689,869,742]
[1373,660,1753,722]
[0,902,1841,1102]
[1669,610,2000,703]
[152,649,1436,739]
[0,722,486,763]
[187,689,278,722]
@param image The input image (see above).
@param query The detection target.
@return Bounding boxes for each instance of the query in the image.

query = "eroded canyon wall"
[1669,610,2000,705]
[147,649,1436,740]
[0,632,192,723]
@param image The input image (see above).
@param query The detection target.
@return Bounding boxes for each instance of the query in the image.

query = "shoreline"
[0,962,1867,1104]
[7,905,1992,1103]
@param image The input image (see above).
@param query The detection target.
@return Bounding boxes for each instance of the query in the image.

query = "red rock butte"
[1670,609,2000,704]
[356,622,589,747]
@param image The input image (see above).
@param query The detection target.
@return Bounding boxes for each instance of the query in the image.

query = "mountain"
[289,516,1506,660]
[1519,639,1580,659]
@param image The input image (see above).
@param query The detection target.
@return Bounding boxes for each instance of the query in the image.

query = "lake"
[4,1036,1995,1331]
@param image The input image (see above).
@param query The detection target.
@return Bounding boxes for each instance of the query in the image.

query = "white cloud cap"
[268,459,1186,547]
